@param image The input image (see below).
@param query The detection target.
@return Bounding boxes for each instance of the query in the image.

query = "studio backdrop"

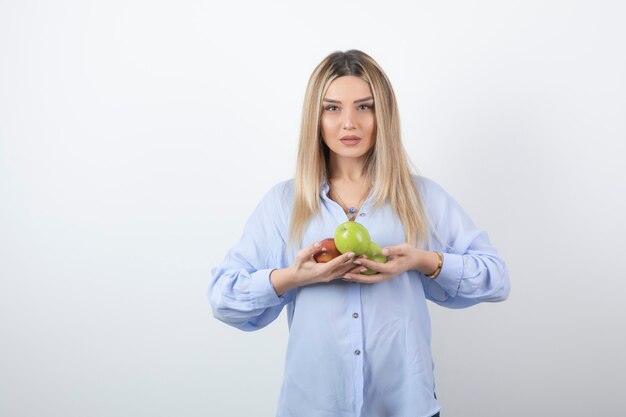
[1,1,625,416]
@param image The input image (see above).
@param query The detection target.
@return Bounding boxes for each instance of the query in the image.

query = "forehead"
[324,76,373,99]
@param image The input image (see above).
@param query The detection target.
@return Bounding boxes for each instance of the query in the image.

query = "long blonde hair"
[290,50,430,248]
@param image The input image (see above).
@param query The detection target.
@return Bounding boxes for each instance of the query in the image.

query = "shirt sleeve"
[208,182,294,331]
[418,177,511,309]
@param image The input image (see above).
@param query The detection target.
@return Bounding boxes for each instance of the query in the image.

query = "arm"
[208,184,292,331]
[208,182,362,330]
[420,179,511,308]
[343,178,510,308]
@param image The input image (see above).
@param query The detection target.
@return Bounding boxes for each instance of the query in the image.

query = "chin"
[331,151,367,160]
[329,144,373,159]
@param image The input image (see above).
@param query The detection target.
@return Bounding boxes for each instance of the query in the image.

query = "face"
[320,76,376,160]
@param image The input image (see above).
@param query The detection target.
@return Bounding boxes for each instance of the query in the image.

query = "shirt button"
[352,312,359,318]
[359,212,366,217]
[354,349,361,356]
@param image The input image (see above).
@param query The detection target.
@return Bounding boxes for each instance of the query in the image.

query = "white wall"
[1,1,625,416]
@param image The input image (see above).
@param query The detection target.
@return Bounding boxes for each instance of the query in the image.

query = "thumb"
[300,241,323,260]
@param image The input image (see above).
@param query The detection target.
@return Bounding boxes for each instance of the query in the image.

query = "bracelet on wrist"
[425,251,444,279]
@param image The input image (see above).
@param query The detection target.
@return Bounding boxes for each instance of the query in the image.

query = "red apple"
[313,238,341,263]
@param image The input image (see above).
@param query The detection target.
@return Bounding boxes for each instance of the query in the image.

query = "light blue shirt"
[209,176,510,417]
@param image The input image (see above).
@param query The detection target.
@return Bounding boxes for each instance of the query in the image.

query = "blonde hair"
[290,50,430,248]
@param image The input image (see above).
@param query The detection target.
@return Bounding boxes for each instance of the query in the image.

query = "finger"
[319,254,357,281]
[342,271,366,282]
[347,264,367,273]
[351,254,367,264]
[345,271,394,284]
[381,244,406,257]
[298,241,323,260]
[353,258,393,274]
[329,261,361,279]
[326,251,356,267]
[338,264,366,277]
[343,271,379,283]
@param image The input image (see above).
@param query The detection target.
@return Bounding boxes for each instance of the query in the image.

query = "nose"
[342,108,356,130]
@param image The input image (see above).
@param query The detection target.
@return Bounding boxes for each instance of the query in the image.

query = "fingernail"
[360,268,368,273]
[347,252,355,259]
[314,241,321,248]
[353,260,362,265]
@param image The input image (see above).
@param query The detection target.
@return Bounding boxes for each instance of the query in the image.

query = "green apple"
[362,241,388,275]
[334,221,371,256]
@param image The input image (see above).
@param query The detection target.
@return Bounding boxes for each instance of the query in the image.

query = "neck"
[327,154,368,182]
[327,155,371,221]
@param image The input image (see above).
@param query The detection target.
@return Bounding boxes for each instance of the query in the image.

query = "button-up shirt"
[209,176,510,417]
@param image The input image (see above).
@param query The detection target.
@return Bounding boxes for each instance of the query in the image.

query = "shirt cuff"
[432,252,463,298]
[249,268,285,309]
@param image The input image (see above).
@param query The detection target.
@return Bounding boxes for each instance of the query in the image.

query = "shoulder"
[244,179,294,233]
[412,175,475,233]
[266,179,295,205]
[412,174,464,222]
[412,174,449,203]
[254,179,295,213]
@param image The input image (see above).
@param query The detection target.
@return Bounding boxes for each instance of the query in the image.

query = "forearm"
[269,267,299,296]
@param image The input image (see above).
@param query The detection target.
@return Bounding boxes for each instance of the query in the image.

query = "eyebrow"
[322,96,374,104]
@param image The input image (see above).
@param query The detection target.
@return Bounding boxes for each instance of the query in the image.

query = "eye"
[324,105,339,111]
[357,103,374,110]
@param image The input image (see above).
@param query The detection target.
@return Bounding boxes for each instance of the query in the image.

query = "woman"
[209,50,510,417]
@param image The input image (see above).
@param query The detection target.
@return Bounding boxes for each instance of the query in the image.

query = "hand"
[294,241,362,284]
[343,243,423,284]
[270,241,362,295]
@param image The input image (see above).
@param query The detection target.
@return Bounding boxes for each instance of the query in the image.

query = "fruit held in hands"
[334,221,371,256]
[313,238,341,263]
[362,241,388,275]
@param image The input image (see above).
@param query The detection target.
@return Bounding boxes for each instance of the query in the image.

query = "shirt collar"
[320,181,332,202]
[320,180,374,210]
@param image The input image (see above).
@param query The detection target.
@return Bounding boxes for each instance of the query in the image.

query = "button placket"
[347,283,364,412]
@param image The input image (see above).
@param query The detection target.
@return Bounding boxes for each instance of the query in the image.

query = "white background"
[1,1,625,416]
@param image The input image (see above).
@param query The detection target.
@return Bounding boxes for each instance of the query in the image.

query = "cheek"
[320,115,336,138]
[364,115,376,138]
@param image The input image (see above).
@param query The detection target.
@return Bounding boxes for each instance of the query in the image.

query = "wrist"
[414,250,441,277]
[270,267,301,296]
[425,251,444,279]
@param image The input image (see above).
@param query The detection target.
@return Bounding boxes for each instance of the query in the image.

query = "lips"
[340,135,362,145]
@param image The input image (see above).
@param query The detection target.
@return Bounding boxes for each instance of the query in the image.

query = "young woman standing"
[210,50,510,417]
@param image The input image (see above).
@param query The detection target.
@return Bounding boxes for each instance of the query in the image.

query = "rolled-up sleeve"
[209,183,294,330]
[418,177,510,309]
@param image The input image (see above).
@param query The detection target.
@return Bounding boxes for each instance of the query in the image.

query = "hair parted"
[289,49,430,249]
